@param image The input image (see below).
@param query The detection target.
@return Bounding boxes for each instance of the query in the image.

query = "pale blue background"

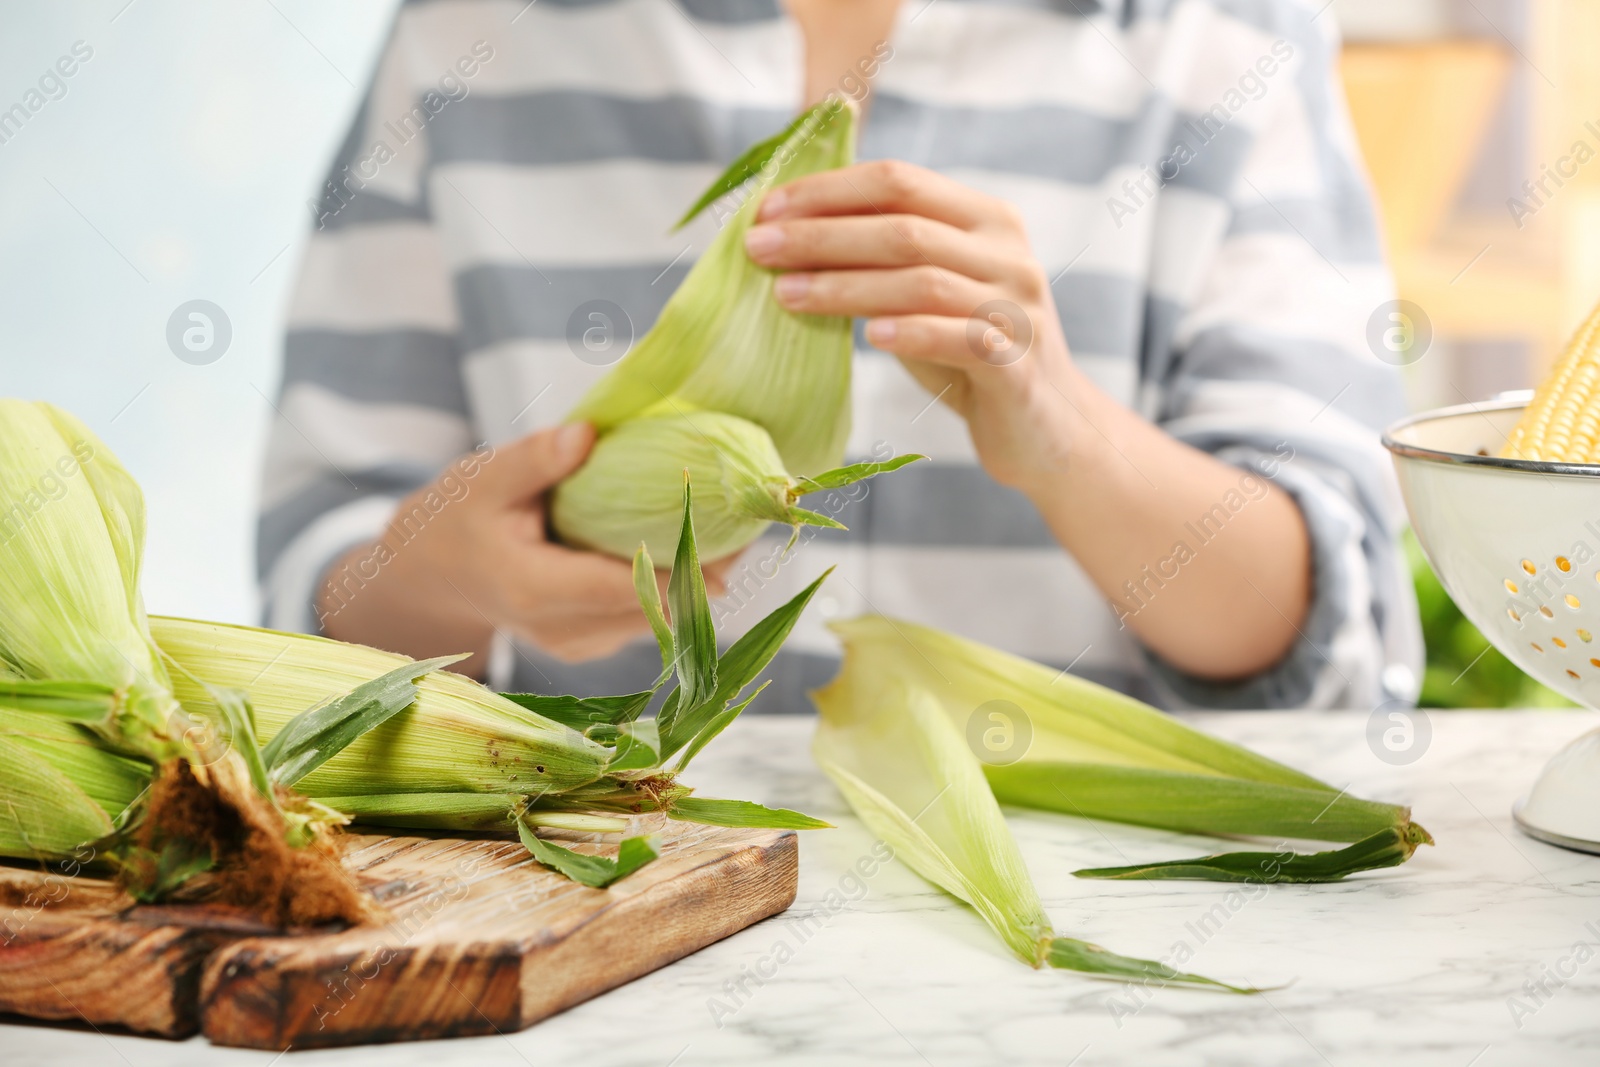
[0,0,398,623]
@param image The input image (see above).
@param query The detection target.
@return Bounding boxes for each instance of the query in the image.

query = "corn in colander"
[1386,397,1600,852]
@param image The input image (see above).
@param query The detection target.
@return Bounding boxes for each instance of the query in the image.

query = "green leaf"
[200,684,272,799]
[1044,937,1261,993]
[791,453,928,495]
[263,654,466,787]
[667,796,832,830]
[607,719,661,773]
[659,567,832,760]
[666,474,717,717]
[585,723,622,745]
[154,837,214,894]
[633,542,675,681]
[127,838,215,903]
[784,507,848,532]
[1073,824,1435,884]
[984,762,1408,845]
[614,834,661,881]
[671,104,834,230]
[672,683,768,773]
[502,689,655,732]
[516,822,661,888]
[715,568,831,707]
[0,678,120,721]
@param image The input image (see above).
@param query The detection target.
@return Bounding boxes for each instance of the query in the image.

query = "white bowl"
[1385,399,1600,851]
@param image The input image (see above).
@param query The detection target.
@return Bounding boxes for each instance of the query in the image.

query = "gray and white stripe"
[260,0,1422,713]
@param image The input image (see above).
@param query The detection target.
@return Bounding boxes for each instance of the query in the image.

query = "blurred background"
[0,0,1591,706]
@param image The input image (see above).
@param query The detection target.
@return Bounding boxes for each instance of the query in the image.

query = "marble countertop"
[10,709,1600,1067]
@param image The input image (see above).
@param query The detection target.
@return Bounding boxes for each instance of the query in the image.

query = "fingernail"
[554,423,589,462]
[774,273,810,304]
[744,224,785,259]
[866,319,897,345]
[759,189,789,220]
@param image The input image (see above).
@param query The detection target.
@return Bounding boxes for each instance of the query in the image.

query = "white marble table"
[10,710,1600,1066]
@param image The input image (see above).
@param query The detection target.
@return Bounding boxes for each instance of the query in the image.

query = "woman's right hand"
[317,423,703,673]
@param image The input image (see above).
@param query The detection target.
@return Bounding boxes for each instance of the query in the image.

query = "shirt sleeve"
[1139,4,1423,710]
[257,14,473,635]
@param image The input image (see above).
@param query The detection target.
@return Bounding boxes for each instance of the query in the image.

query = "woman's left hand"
[745,159,1095,494]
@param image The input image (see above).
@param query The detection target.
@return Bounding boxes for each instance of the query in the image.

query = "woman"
[261,0,1419,712]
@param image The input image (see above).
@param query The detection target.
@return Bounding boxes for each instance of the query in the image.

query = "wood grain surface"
[0,818,798,1049]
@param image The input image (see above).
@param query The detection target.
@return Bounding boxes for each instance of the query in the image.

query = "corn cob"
[0,432,829,912]
[812,615,1432,988]
[152,482,833,840]
[153,617,613,798]
[554,98,862,560]
[0,401,434,922]
[553,407,921,560]
[1503,296,1600,462]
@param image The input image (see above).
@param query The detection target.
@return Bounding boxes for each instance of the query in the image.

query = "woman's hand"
[317,423,723,672]
[745,159,1091,494]
[746,159,1313,682]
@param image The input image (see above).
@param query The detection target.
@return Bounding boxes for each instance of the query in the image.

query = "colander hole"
[1559,556,1573,572]
[1524,560,1538,574]
[1591,657,1600,668]
[1569,595,1583,609]
[1509,608,1522,622]
[1555,637,1569,648]
[1541,606,1555,618]
[1506,579,1520,593]
[1569,669,1582,680]
[1580,629,1592,642]
[1533,643,1544,652]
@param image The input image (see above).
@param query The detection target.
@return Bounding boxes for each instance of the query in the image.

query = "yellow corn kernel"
[1503,298,1600,462]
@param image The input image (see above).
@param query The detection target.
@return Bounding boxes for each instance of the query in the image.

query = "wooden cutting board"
[0,817,796,1049]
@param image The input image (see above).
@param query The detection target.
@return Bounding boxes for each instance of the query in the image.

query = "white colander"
[1386,398,1600,852]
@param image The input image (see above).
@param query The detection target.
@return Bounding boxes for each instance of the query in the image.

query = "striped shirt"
[260,0,1423,713]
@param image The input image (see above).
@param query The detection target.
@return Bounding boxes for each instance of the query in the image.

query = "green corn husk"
[151,478,836,839]
[0,397,831,908]
[0,401,408,923]
[555,98,860,560]
[814,680,1254,992]
[553,407,922,560]
[812,615,1433,989]
[0,400,174,749]
[152,616,614,799]
[0,714,150,858]
[0,401,175,864]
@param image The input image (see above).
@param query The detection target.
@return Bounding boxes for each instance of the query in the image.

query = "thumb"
[475,423,595,504]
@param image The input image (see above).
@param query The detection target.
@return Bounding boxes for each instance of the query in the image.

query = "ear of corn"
[812,615,1432,987]
[823,615,1429,859]
[0,395,832,908]
[0,401,417,923]
[0,401,173,750]
[0,725,141,858]
[554,408,924,561]
[155,479,832,851]
[567,99,856,475]
[555,99,874,561]
[1503,296,1600,462]
[153,617,615,798]
[814,679,1251,990]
